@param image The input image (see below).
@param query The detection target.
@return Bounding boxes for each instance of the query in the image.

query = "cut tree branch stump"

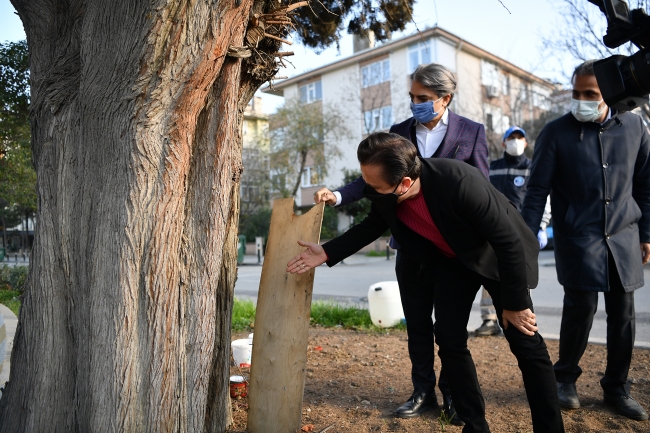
[247,199,325,433]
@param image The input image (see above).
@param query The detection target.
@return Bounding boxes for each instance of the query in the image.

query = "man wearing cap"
[475,126,551,336]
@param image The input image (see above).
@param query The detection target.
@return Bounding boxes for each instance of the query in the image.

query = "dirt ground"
[227,328,650,433]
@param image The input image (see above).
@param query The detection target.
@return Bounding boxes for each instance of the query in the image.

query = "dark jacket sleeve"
[321,205,389,266]
[468,123,489,178]
[633,118,650,242]
[452,174,533,311]
[522,124,556,234]
[334,176,367,206]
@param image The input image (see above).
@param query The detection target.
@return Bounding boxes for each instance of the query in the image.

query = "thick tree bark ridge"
[0,0,285,431]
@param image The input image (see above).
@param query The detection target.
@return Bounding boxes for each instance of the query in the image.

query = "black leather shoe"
[442,394,465,426]
[604,393,649,420]
[394,392,438,419]
[557,382,580,409]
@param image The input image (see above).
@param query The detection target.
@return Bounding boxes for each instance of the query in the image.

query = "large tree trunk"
[0,0,278,431]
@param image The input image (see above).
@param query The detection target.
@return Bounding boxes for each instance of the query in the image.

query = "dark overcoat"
[522,111,650,292]
[323,158,540,311]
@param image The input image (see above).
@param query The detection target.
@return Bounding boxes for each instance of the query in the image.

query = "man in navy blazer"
[293,132,564,433]
[314,63,488,423]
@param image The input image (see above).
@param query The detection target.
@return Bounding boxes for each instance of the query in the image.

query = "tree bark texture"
[0,0,278,431]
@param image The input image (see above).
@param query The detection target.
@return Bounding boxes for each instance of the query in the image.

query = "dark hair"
[410,63,457,104]
[572,59,597,81]
[357,132,421,186]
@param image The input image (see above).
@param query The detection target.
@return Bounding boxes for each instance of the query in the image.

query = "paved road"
[235,251,650,348]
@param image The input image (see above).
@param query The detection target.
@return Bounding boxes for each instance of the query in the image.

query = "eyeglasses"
[390,159,417,196]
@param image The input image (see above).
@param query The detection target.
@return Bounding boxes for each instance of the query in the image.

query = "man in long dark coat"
[522,59,650,421]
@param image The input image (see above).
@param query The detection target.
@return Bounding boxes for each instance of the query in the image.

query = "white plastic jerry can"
[367,281,405,328]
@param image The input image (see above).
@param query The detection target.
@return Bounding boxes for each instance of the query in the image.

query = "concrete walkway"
[0,304,17,394]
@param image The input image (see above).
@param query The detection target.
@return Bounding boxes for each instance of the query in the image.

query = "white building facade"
[263,27,557,222]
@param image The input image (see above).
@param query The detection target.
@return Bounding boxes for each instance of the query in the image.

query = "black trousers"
[554,253,635,396]
[428,253,564,433]
[395,250,450,397]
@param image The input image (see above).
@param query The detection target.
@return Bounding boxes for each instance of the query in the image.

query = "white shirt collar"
[601,108,612,124]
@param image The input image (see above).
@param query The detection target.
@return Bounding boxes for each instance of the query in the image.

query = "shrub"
[0,265,28,292]
[9,265,28,292]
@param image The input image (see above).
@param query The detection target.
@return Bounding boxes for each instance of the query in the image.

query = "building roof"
[262,26,555,97]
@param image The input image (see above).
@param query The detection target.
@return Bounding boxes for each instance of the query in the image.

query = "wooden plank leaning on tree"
[247,198,324,433]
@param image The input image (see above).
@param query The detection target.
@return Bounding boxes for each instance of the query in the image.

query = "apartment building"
[262,26,557,211]
[240,96,270,216]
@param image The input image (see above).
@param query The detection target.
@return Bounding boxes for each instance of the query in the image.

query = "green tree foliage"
[320,205,339,239]
[0,40,36,244]
[0,40,29,134]
[239,206,272,244]
[239,204,338,244]
[336,168,371,225]
[270,97,350,198]
[293,0,415,51]
[0,144,36,212]
[239,147,272,236]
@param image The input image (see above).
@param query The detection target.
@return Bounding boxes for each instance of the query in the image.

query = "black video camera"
[588,0,650,112]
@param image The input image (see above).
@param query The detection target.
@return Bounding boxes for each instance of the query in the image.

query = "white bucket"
[367,281,405,328]
[231,338,253,367]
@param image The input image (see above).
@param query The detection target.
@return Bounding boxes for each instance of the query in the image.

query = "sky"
[0,0,605,113]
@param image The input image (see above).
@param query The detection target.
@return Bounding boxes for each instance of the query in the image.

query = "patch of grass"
[310,301,372,328]
[231,297,406,332]
[310,300,406,331]
[232,298,256,332]
[0,290,21,316]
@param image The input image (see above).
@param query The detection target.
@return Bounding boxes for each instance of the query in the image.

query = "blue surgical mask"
[410,97,443,124]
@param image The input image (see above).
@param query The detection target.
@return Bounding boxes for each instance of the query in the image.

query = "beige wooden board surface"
[247,199,324,433]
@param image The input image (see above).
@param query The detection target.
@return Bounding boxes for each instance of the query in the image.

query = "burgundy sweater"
[396,187,456,258]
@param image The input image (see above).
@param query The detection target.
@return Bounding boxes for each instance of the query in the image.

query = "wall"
[388,47,408,123]
[320,63,363,192]
[455,50,483,123]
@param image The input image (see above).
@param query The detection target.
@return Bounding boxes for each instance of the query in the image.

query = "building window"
[364,106,393,133]
[519,84,529,102]
[481,60,500,97]
[408,40,432,74]
[532,85,552,110]
[532,92,551,111]
[301,166,322,187]
[485,113,494,132]
[501,75,510,96]
[299,81,322,104]
[361,59,391,88]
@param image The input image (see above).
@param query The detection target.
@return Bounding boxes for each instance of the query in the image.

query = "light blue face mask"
[410,97,443,124]
[571,98,605,122]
